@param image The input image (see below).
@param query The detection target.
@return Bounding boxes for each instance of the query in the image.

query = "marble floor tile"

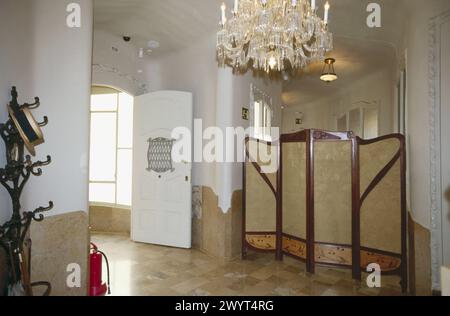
[91,233,403,296]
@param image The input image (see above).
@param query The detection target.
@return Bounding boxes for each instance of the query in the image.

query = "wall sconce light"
[320,58,338,83]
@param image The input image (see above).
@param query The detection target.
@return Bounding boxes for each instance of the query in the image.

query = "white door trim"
[429,9,450,291]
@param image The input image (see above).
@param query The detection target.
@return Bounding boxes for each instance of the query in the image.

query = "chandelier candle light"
[217,0,333,73]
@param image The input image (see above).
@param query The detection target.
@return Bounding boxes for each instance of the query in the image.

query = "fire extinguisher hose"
[96,249,111,295]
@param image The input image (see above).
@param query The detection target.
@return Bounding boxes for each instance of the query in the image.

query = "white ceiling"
[282,0,405,107]
[94,0,224,56]
[282,36,397,106]
[93,0,405,54]
[94,0,406,105]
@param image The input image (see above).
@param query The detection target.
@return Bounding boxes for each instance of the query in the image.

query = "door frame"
[429,10,450,292]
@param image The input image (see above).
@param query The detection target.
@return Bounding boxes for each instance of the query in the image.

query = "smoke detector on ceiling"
[138,40,160,59]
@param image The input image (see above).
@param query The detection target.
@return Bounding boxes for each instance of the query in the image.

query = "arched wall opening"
[88,85,134,235]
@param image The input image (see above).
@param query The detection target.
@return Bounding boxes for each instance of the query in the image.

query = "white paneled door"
[132,91,192,249]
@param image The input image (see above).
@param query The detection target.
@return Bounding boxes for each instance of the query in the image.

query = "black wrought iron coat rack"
[0,87,53,296]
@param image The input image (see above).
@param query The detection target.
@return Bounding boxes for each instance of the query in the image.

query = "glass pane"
[91,93,118,112]
[89,183,115,204]
[89,113,117,181]
[118,92,134,148]
[117,149,133,206]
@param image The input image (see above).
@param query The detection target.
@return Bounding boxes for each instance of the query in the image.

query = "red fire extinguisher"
[89,243,111,296]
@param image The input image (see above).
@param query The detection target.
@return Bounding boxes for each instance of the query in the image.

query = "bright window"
[89,86,134,207]
[251,85,273,142]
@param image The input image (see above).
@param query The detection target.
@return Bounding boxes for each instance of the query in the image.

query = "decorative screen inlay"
[146,137,175,173]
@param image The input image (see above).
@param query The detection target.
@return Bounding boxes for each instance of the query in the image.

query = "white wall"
[0,0,93,219]
[230,72,282,202]
[403,0,450,229]
[439,12,450,273]
[215,70,283,211]
[0,0,34,223]
[145,32,283,212]
[92,29,147,96]
[332,68,395,136]
[282,96,333,134]
[282,67,395,136]
[146,34,220,191]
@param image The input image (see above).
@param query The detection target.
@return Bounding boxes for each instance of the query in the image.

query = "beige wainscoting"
[89,205,130,234]
[442,266,450,296]
[30,211,89,296]
[192,186,242,262]
[408,214,432,296]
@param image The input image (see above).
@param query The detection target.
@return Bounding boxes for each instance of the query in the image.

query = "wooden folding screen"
[242,130,407,292]
[243,138,278,257]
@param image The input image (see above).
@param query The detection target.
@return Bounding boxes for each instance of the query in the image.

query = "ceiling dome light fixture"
[147,40,160,49]
[320,57,338,82]
[217,0,334,73]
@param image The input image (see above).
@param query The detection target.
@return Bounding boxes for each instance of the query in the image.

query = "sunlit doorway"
[89,86,134,235]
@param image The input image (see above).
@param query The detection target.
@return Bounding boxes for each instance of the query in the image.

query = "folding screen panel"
[312,132,353,271]
[243,138,278,257]
[357,136,406,284]
[280,131,308,262]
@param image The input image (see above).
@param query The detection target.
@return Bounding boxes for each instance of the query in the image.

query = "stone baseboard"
[408,214,432,296]
[192,186,242,263]
[30,211,89,296]
[89,205,130,234]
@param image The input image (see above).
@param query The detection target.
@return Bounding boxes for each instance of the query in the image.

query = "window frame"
[250,84,274,142]
[89,86,133,209]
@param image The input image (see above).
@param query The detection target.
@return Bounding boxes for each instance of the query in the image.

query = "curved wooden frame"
[242,130,408,293]
[242,137,279,259]
[280,131,310,268]
[356,134,407,291]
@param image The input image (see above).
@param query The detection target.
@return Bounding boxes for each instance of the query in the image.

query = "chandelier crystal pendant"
[217,0,334,73]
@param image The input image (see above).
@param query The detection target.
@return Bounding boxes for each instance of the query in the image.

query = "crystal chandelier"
[216,0,334,73]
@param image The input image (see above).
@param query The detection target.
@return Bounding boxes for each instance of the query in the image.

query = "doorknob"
[185,176,189,182]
